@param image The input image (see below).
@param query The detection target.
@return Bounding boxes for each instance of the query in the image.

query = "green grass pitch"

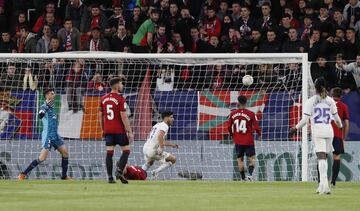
[1,181,360,211]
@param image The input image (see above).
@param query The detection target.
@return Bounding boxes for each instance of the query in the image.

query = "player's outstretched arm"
[164,142,179,148]
[289,114,310,136]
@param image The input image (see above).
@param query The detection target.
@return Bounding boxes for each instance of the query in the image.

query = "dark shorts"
[332,137,344,155]
[235,144,256,158]
[105,134,129,147]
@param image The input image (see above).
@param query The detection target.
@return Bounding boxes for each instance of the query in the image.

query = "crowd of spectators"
[0,0,360,98]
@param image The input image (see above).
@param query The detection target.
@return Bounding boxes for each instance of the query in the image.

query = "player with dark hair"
[290,78,343,194]
[99,77,134,184]
[142,111,178,179]
[18,89,71,180]
[330,87,350,187]
[228,95,261,181]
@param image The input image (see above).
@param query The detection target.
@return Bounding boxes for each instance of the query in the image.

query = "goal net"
[0,53,316,181]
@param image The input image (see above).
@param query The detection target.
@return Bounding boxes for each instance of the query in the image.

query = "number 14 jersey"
[99,92,127,134]
[303,95,338,138]
[228,108,261,146]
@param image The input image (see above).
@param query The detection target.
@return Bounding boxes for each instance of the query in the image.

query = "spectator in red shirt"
[203,6,221,38]
[37,12,61,37]
[81,4,109,34]
[33,2,62,33]
[284,6,300,29]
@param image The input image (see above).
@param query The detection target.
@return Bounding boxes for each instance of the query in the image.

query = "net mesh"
[0,54,316,181]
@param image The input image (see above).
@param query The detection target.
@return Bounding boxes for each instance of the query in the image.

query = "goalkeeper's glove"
[289,127,297,137]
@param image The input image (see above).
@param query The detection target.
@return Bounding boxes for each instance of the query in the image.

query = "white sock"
[154,162,172,174]
[142,163,151,171]
[318,159,328,187]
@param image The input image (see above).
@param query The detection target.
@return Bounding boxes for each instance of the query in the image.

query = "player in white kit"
[290,78,342,195]
[142,111,179,179]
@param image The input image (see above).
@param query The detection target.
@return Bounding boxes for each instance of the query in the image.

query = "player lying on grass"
[228,95,261,181]
[116,163,147,180]
[142,111,178,179]
[99,77,134,184]
[290,78,342,195]
[18,89,71,180]
[330,87,350,187]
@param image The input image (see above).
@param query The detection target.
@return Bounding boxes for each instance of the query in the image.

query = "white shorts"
[143,146,170,163]
[313,137,334,153]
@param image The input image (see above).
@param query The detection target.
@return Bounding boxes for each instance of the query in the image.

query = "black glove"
[289,127,297,137]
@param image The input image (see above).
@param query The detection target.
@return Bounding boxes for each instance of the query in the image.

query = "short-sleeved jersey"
[144,122,169,150]
[40,103,59,140]
[303,95,338,138]
[228,108,261,146]
[132,19,155,46]
[99,92,126,134]
[331,99,349,139]
[124,165,147,180]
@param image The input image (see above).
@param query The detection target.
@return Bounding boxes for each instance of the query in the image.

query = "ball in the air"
[242,75,254,86]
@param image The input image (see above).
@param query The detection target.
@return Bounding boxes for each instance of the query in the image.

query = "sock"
[142,163,151,171]
[240,171,245,180]
[61,157,69,178]
[154,161,172,174]
[23,159,42,175]
[318,159,328,187]
[248,165,254,176]
[117,150,130,173]
[106,150,114,179]
[332,160,340,184]
[317,164,320,183]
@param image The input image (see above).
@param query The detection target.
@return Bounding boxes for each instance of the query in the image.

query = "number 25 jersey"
[99,93,127,134]
[303,95,338,138]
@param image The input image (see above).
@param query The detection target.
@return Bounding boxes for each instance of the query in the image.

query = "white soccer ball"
[242,75,254,86]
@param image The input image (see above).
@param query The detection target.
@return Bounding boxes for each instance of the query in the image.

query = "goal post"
[0,52,313,181]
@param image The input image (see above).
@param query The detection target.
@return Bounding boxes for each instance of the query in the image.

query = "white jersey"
[303,95,338,138]
[144,122,169,150]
